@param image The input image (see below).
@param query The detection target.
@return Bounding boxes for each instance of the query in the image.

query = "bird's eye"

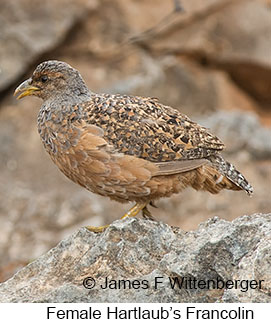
[41,75,48,83]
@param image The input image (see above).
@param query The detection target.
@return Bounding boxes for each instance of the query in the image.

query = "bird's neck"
[44,89,92,106]
[37,89,92,133]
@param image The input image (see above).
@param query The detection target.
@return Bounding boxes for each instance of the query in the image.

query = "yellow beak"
[14,79,40,99]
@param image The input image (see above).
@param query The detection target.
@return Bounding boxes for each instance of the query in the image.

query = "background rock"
[147,0,271,106]
[198,110,271,158]
[0,0,97,94]
[0,0,270,282]
[0,214,270,302]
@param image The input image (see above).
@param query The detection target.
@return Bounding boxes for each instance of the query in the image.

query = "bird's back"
[81,93,225,162]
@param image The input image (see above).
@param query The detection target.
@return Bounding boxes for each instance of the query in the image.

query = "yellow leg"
[86,202,147,233]
[120,202,147,220]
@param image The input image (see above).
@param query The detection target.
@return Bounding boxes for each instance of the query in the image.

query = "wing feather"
[154,159,209,176]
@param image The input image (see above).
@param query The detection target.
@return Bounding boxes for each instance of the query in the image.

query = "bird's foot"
[85,224,109,233]
[85,202,147,233]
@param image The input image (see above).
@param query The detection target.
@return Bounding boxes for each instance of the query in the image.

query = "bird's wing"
[154,159,209,176]
[80,94,225,164]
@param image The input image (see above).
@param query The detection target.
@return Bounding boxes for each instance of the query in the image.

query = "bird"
[14,60,253,232]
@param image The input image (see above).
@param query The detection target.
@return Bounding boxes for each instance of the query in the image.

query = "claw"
[85,224,109,233]
[86,202,148,233]
[142,206,156,221]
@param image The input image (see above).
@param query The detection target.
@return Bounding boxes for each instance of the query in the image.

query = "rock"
[198,110,271,158]
[147,0,271,105]
[0,214,270,302]
[0,0,97,93]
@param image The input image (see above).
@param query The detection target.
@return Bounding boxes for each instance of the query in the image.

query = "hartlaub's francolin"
[15,61,253,232]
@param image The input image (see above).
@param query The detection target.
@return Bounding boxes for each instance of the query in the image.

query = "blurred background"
[0,0,271,281]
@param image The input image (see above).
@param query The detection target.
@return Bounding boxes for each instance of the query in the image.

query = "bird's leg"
[86,202,147,233]
[120,202,148,220]
[142,204,156,221]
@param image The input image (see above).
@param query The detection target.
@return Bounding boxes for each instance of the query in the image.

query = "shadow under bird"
[14,60,253,232]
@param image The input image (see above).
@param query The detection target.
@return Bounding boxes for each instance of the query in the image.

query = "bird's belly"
[41,132,236,204]
[47,146,191,203]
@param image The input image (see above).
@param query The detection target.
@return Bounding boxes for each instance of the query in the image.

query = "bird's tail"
[206,154,253,196]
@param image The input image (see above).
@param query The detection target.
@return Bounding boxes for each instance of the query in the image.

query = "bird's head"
[14,60,90,102]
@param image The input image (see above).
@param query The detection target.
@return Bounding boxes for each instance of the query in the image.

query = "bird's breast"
[38,110,79,156]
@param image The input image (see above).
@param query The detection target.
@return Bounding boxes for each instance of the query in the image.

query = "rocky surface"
[0,0,271,282]
[0,214,270,302]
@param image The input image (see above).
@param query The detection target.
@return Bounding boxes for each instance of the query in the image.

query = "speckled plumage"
[15,60,253,229]
[76,94,225,162]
